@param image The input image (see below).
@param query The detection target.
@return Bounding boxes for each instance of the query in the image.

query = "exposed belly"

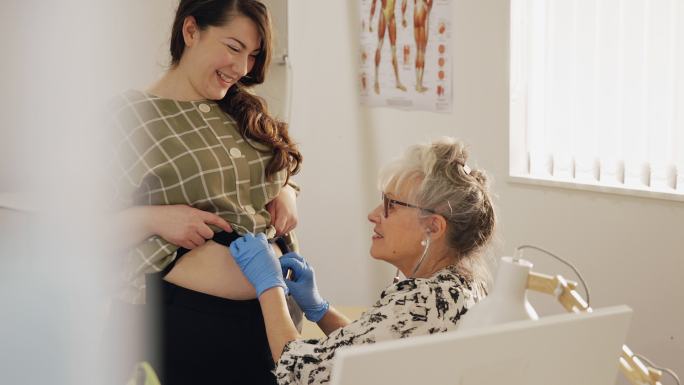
[163,240,283,300]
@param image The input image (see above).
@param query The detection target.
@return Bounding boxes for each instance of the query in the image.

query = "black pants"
[107,231,289,385]
[145,231,278,385]
[146,278,277,385]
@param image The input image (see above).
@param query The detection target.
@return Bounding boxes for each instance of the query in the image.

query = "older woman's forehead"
[385,174,423,198]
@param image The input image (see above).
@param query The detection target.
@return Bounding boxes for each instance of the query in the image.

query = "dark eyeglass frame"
[382,192,436,218]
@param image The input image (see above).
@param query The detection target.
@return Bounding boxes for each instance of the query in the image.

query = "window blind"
[510,0,684,195]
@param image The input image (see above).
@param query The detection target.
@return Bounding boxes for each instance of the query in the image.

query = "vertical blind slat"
[515,0,682,194]
[622,0,649,187]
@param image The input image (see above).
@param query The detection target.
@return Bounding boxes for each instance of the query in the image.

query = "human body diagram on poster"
[360,0,451,112]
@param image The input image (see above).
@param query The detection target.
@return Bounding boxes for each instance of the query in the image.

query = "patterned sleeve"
[107,93,179,304]
[275,275,473,385]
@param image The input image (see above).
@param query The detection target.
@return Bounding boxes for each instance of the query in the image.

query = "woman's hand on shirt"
[148,205,232,249]
[267,184,298,236]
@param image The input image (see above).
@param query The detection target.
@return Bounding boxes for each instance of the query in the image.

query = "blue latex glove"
[279,252,329,322]
[229,233,288,298]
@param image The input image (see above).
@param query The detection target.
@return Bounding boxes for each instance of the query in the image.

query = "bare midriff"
[163,240,283,300]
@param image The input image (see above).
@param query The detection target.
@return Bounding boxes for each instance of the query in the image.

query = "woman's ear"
[425,214,448,240]
[182,16,200,47]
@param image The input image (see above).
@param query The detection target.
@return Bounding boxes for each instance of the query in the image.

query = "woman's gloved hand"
[279,252,329,322]
[229,233,288,298]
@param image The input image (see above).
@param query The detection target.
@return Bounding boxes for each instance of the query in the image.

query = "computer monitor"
[330,305,632,385]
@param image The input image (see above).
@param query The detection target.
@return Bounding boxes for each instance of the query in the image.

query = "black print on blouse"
[391,319,407,333]
[367,312,388,324]
[448,286,461,303]
[451,305,469,323]
[275,266,482,385]
[434,286,450,318]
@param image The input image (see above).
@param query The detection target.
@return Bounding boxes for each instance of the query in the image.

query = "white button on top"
[229,147,242,158]
[198,103,211,113]
[244,205,256,215]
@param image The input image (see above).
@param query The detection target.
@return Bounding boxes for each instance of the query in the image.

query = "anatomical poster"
[360,0,452,112]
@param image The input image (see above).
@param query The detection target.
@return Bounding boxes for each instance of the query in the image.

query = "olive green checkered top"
[109,90,295,304]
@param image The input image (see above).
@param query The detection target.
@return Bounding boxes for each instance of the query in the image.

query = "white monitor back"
[330,305,632,385]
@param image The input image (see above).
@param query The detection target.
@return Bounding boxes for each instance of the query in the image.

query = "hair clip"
[463,164,471,175]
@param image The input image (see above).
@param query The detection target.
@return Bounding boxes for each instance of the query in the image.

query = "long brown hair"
[170,0,301,183]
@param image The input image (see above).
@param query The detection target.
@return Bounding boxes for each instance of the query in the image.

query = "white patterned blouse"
[275,264,485,385]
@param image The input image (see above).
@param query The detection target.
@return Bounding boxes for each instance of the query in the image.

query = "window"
[510,0,684,200]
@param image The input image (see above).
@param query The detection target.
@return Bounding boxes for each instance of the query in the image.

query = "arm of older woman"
[315,307,352,336]
[230,233,297,361]
[231,234,353,361]
[259,289,349,361]
[258,287,301,362]
[279,253,351,335]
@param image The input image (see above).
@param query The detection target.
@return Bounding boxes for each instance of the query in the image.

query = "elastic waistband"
[165,230,241,275]
[211,230,241,248]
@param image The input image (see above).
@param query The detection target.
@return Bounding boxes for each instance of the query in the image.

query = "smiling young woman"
[106,1,303,385]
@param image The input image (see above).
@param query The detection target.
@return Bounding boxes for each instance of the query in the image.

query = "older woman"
[230,137,496,384]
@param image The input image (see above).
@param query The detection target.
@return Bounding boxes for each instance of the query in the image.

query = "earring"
[421,230,432,246]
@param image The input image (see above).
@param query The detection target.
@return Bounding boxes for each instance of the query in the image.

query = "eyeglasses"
[382,192,436,218]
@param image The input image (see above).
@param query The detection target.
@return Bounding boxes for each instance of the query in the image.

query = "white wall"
[288,0,683,381]
[287,0,381,306]
[288,0,513,302]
